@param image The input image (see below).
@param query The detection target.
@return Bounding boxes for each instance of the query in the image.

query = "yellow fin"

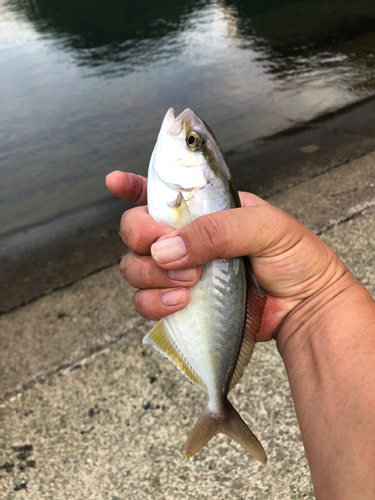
[185,400,267,464]
[228,262,267,391]
[143,321,206,391]
[168,191,192,228]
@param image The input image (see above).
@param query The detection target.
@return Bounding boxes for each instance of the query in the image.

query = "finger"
[120,205,173,254]
[132,288,189,321]
[120,253,200,289]
[149,205,305,269]
[239,191,270,207]
[106,171,148,205]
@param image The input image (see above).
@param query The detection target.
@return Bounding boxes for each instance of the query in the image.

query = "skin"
[107,170,375,500]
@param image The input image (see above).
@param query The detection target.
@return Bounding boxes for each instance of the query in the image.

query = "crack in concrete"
[0,317,147,406]
[316,197,375,235]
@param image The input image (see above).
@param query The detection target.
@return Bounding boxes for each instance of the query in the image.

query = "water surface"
[1,0,375,235]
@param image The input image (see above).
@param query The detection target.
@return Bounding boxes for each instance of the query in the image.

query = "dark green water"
[1,0,375,235]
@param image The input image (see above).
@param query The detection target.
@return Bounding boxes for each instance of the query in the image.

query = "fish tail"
[184,400,267,464]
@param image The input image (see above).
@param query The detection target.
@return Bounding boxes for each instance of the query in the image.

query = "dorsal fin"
[143,320,206,391]
[228,262,267,391]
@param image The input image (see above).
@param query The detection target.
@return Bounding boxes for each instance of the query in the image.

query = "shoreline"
[2,94,375,313]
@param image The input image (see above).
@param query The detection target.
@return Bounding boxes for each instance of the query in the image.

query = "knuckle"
[258,204,278,228]
[119,256,127,277]
[140,261,155,287]
[193,214,226,256]
[257,205,300,254]
[127,225,144,252]
[132,290,144,313]
[132,291,140,312]
[119,254,132,281]
[119,211,130,244]
[120,209,130,228]
[120,254,155,288]
[133,290,152,318]
[120,208,143,248]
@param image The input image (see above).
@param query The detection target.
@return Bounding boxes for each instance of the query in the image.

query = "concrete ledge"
[2,95,375,313]
[269,151,375,233]
[0,197,128,314]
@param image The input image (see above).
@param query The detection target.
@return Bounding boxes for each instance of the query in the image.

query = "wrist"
[276,267,361,357]
[275,271,375,500]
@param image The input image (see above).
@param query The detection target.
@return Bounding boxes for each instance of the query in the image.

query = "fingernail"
[167,268,197,282]
[161,288,186,306]
[151,236,187,263]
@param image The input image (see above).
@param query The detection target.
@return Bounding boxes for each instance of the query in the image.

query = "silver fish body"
[144,108,267,463]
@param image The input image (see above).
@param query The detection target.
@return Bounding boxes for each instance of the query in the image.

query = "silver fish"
[143,108,267,464]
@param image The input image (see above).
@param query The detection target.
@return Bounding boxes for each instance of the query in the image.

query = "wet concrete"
[1,95,375,313]
[228,95,375,198]
[0,197,129,314]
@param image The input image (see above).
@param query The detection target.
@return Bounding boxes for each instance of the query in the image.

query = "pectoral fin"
[168,191,192,229]
[143,320,206,391]
[228,261,267,391]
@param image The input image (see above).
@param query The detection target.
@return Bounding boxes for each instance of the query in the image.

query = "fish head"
[149,108,233,194]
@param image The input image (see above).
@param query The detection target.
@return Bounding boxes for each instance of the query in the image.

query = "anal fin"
[228,261,267,391]
[143,320,206,391]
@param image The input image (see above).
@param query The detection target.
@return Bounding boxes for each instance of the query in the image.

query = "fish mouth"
[161,107,199,136]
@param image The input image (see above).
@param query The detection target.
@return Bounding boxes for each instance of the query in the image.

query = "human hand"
[107,170,375,498]
[106,170,351,347]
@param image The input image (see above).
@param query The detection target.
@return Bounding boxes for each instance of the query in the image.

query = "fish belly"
[162,256,246,412]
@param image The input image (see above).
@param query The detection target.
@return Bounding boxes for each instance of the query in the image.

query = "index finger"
[106,171,148,206]
[239,191,270,207]
[120,205,173,254]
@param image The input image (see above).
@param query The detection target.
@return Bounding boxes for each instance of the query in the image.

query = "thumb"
[150,205,294,269]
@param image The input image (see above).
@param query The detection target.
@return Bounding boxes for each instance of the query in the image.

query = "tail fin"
[184,401,267,464]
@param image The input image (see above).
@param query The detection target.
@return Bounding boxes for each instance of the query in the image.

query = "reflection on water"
[228,0,375,93]
[1,0,375,234]
[11,0,208,76]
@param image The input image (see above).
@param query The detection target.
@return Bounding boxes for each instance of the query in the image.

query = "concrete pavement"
[0,151,374,498]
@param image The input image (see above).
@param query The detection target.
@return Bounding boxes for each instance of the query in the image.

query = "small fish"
[144,108,267,464]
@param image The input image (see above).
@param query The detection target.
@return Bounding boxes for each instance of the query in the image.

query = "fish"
[143,108,267,464]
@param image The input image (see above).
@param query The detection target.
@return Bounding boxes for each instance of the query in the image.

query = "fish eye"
[186,130,206,150]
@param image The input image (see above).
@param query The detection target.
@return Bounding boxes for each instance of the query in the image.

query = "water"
[1,0,375,235]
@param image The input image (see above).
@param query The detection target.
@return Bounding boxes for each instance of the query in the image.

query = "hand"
[106,170,350,345]
[107,171,375,499]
